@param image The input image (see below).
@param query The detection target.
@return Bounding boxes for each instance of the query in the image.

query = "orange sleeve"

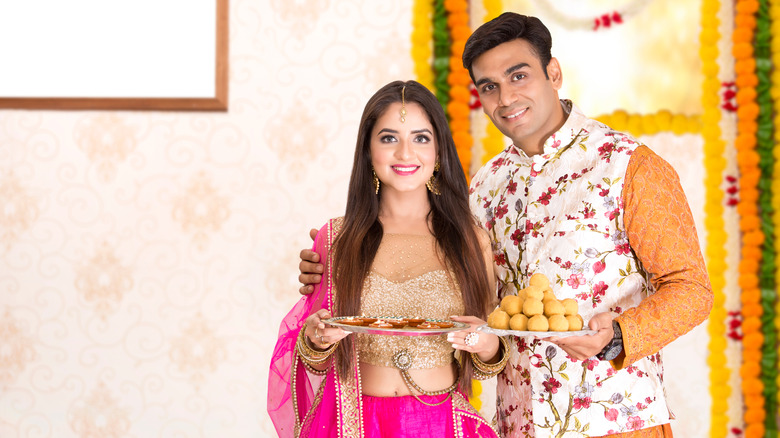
[614,145,713,368]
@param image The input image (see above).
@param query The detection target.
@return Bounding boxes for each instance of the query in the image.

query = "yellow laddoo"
[509,313,528,331]
[528,273,550,289]
[562,298,579,316]
[522,298,544,316]
[543,299,565,317]
[524,285,544,301]
[565,314,584,331]
[527,314,549,331]
[542,290,557,303]
[548,314,569,332]
[516,288,528,300]
[488,309,511,330]
[500,295,524,316]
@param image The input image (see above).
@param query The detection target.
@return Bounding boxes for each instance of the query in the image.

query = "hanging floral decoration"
[412,0,435,90]
[768,0,780,434]
[699,0,731,436]
[732,0,765,436]
[722,82,739,112]
[533,0,653,31]
[478,0,507,166]
[432,0,451,109]
[594,110,700,137]
[445,0,473,181]
[754,0,779,434]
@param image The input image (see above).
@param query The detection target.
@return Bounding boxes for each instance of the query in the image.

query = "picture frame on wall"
[0,0,228,111]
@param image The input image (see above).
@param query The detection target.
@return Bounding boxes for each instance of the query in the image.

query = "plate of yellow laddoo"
[478,273,596,338]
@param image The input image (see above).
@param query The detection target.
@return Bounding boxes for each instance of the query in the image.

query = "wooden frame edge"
[0,0,228,112]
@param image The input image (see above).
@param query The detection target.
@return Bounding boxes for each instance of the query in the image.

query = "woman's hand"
[447,315,500,364]
[304,309,350,350]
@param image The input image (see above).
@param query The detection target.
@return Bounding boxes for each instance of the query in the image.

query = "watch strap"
[596,320,623,361]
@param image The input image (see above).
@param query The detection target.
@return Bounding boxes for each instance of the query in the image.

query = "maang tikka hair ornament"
[400,85,407,123]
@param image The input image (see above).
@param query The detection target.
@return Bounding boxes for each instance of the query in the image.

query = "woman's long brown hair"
[331,80,491,395]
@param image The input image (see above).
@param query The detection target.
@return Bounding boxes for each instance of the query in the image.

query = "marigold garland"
[480,0,506,166]
[771,0,780,430]
[445,0,473,181]
[594,110,701,137]
[433,0,451,109]
[696,0,731,438]
[754,0,779,434]
[733,1,766,437]
[411,0,435,90]
[699,0,731,436]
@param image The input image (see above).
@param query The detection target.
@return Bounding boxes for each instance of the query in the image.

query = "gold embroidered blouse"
[356,233,464,369]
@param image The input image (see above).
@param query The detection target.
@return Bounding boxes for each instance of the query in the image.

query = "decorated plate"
[323,316,469,336]
[476,324,597,338]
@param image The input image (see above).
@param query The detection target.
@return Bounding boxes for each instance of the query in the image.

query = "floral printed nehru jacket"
[469,101,702,437]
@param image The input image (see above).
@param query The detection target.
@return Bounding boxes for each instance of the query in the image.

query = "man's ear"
[547,57,563,90]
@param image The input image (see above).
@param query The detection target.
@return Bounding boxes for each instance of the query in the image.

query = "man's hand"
[545,312,614,361]
[299,228,324,295]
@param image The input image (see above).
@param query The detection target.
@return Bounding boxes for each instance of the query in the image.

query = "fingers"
[447,330,484,352]
[449,315,487,331]
[587,312,612,331]
[298,250,324,293]
[306,310,346,349]
[298,258,323,287]
[317,328,349,346]
[309,228,318,241]
[548,334,604,360]
[449,315,480,324]
[298,274,322,289]
[300,249,320,264]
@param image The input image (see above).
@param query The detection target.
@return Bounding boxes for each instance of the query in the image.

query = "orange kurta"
[604,145,713,438]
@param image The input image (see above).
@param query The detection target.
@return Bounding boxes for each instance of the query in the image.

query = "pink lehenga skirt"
[361,393,498,438]
[298,373,498,438]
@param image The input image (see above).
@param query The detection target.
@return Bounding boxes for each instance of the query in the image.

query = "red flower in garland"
[593,12,623,31]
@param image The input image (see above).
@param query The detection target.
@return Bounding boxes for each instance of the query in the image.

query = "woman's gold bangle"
[296,325,338,366]
[470,336,509,378]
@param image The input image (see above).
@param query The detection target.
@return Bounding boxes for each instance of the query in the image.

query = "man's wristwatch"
[596,320,623,361]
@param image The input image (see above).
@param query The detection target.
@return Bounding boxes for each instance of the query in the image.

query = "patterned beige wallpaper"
[1,1,412,436]
[1,1,715,437]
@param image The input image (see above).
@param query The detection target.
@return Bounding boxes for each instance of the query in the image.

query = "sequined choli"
[356,233,464,369]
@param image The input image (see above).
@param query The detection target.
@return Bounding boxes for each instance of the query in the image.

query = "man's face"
[472,38,564,155]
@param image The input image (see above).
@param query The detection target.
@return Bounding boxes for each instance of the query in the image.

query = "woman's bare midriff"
[359,361,457,397]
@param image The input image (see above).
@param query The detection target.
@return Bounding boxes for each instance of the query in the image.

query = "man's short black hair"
[462,12,553,81]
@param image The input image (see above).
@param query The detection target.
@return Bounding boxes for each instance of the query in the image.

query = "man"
[298,13,711,437]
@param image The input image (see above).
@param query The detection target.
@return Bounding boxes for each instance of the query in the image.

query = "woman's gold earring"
[373,170,380,194]
[426,161,441,195]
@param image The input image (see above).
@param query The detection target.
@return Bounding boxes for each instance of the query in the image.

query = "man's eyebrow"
[505,63,530,76]
[474,77,492,87]
[474,63,531,87]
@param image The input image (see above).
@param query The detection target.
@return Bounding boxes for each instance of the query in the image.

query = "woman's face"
[370,101,437,195]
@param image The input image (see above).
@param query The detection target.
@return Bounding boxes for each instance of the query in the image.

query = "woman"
[268,81,507,437]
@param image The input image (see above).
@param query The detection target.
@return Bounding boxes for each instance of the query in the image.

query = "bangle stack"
[296,326,338,370]
[471,336,510,380]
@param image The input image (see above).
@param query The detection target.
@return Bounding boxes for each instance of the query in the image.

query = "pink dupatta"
[269,219,358,437]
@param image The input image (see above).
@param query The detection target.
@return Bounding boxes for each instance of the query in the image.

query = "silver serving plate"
[323,316,469,337]
[476,324,597,338]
